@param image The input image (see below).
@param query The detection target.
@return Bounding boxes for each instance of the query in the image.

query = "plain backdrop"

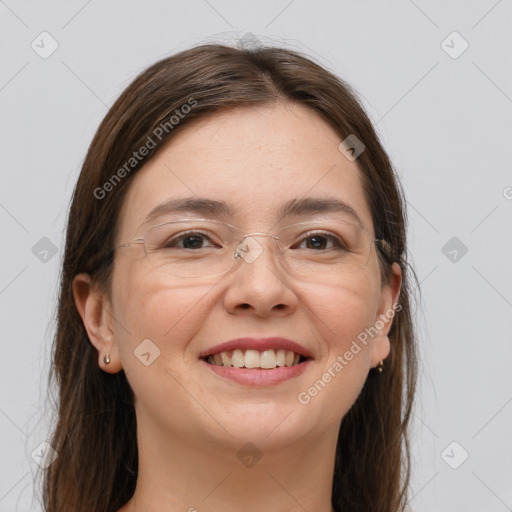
[1,1,511,510]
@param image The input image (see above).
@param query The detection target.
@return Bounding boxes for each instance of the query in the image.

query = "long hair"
[40,42,418,512]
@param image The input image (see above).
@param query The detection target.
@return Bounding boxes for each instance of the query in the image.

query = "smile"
[199,337,313,386]
[203,349,308,369]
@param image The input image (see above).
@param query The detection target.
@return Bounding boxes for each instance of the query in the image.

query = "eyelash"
[163,230,348,251]
[293,230,348,251]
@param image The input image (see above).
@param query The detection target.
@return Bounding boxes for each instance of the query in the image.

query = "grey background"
[1,1,511,510]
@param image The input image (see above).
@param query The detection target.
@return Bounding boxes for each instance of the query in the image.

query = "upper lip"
[199,337,314,359]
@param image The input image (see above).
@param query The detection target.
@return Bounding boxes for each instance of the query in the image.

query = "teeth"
[231,349,245,368]
[260,349,277,369]
[244,349,260,368]
[206,349,304,369]
[221,351,231,366]
[276,349,286,367]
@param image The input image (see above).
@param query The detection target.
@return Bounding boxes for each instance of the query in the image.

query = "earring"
[376,360,384,373]
[103,353,111,365]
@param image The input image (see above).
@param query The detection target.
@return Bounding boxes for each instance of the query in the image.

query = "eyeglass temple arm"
[375,238,393,259]
[112,239,145,251]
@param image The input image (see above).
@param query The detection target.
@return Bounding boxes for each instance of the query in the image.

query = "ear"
[369,262,402,369]
[72,273,123,373]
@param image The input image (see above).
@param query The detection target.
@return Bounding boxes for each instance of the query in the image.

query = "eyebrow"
[141,196,365,228]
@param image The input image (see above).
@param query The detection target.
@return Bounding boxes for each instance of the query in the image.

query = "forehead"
[117,103,373,238]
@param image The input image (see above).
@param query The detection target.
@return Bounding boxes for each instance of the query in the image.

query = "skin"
[73,102,401,512]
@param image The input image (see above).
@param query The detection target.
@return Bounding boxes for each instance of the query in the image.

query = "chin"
[205,406,314,449]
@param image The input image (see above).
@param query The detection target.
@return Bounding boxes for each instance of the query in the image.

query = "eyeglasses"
[113,217,389,281]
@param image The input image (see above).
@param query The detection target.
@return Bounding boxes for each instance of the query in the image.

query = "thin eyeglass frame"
[112,217,391,277]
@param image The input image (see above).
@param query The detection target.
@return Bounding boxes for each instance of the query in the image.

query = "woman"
[41,42,418,512]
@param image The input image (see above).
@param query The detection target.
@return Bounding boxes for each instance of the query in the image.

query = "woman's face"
[93,102,400,453]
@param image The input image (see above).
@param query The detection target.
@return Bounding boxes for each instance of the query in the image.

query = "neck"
[118,416,340,512]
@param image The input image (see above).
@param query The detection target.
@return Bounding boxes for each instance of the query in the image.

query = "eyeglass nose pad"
[234,236,264,264]
[234,234,281,265]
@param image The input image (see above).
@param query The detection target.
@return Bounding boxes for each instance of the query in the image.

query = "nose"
[222,233,298,317]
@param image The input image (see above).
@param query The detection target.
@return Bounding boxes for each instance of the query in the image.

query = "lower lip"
[201,359,312,386]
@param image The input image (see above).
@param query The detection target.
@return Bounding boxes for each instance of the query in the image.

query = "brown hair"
[40,42,418,512]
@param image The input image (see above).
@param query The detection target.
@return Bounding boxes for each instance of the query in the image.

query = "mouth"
[202,349,310,369]
[199,337,314,385]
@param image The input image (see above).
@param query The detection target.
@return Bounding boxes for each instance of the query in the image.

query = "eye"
[162,231,219,250]
[294,231,348,251]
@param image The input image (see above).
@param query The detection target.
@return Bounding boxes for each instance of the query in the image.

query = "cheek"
[111,276,216,420]
[299,272,380,350]
[111,268,213,364]
[296,273,379,402]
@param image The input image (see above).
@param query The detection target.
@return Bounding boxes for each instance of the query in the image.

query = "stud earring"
[377,360,384,373]
[103,353,110,365]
